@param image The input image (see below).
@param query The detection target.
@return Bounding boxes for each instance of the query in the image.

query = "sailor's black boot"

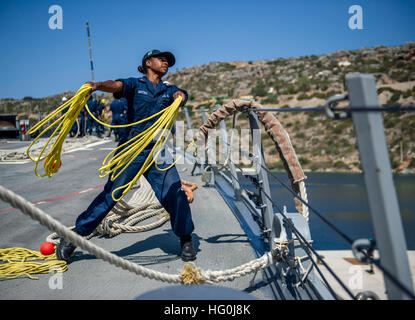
[180,235,196,262]
[56,237,76,262]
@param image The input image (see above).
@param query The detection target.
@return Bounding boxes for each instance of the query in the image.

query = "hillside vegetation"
[1,43,414,173]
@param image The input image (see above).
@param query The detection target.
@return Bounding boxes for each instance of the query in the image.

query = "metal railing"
[183,73,415,300]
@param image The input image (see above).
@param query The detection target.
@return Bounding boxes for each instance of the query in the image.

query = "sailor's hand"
[86,81,99,94]
[173,90,186,106]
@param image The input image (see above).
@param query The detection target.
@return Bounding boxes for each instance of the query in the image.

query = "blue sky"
[1,0,414,99]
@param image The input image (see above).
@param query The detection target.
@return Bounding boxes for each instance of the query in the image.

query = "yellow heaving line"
[27,83,194,202]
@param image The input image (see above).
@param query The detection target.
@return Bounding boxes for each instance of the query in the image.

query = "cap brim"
[154,51,175,67]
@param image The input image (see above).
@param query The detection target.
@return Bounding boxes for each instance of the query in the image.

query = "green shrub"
[388,91,401,104]
[251,82,267,97]
[217,63,236,72]
[309,161,331,171]
[311,92,328,99]
[296,132,306,139]
[262,93,279,104]
[390,70,410,82]
[334,160,348,169]
[297,93,309,100]
[299,157,311,165]
[269,160,284,170]
[285,84,298,95]
[268,148,278,155]
[304,117,315,129]
[297,75,311,92]
[378,87,394,94]
[332,121,350,134]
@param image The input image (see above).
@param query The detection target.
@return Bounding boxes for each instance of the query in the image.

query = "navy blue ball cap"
[142,49,176,67]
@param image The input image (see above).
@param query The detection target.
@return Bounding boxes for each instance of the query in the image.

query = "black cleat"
[56,237,76,262]
[180,237,196,262]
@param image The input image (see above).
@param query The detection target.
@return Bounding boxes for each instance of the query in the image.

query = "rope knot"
[180,262,205,285]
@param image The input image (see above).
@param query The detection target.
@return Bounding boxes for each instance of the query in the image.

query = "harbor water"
[241,172,415,250]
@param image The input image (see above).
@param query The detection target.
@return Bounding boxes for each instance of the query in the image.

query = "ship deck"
[1,137,414,300]
[0,138,273,300]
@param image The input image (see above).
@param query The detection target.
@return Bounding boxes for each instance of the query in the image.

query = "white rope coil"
[46,176,169,244]
[0,184,277,284]
[202,251,275,283]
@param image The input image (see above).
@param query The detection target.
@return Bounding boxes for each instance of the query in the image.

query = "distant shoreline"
[236,167,415,175]
[276,170,415,176]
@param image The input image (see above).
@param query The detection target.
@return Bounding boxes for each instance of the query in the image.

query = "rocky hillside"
[1,42,415,173]
[168,42,415,173]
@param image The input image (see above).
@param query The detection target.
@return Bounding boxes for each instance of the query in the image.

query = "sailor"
[60,96,78,138]
[56,49,197,262]
[96,99,106,137]
[118,106,129,143]
[86,95,97,135]
[61,96,68,107]
[101,103,113,137]
[78,104,86,137]
[79,104,87,137]
[110,97,123,142]
[60,96,69,118]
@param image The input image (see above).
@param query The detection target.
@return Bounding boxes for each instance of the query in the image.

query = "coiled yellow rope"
[27,84,92,178]
[96,95,195,201]
[0,248,67,279]
[27,83,195,202]
[13,84,197,280]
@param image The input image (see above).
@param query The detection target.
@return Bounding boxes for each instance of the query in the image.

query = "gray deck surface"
[2,138,414,300]
[315,249,415,300]
[0,138,270,300]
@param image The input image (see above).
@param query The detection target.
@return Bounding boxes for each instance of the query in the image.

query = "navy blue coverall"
[74,76,195,238]
[86,98,100,135]
[96,102,105,135]
[118,107,129,142]
[110,98,128,139]
[79,107,86,136]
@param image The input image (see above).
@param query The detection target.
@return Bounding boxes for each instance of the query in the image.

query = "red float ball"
[40,241,55,256]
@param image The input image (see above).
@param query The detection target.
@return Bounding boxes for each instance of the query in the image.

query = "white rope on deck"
[46,177,169,244]
[299,181,309,223]
[0,184,278,285]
